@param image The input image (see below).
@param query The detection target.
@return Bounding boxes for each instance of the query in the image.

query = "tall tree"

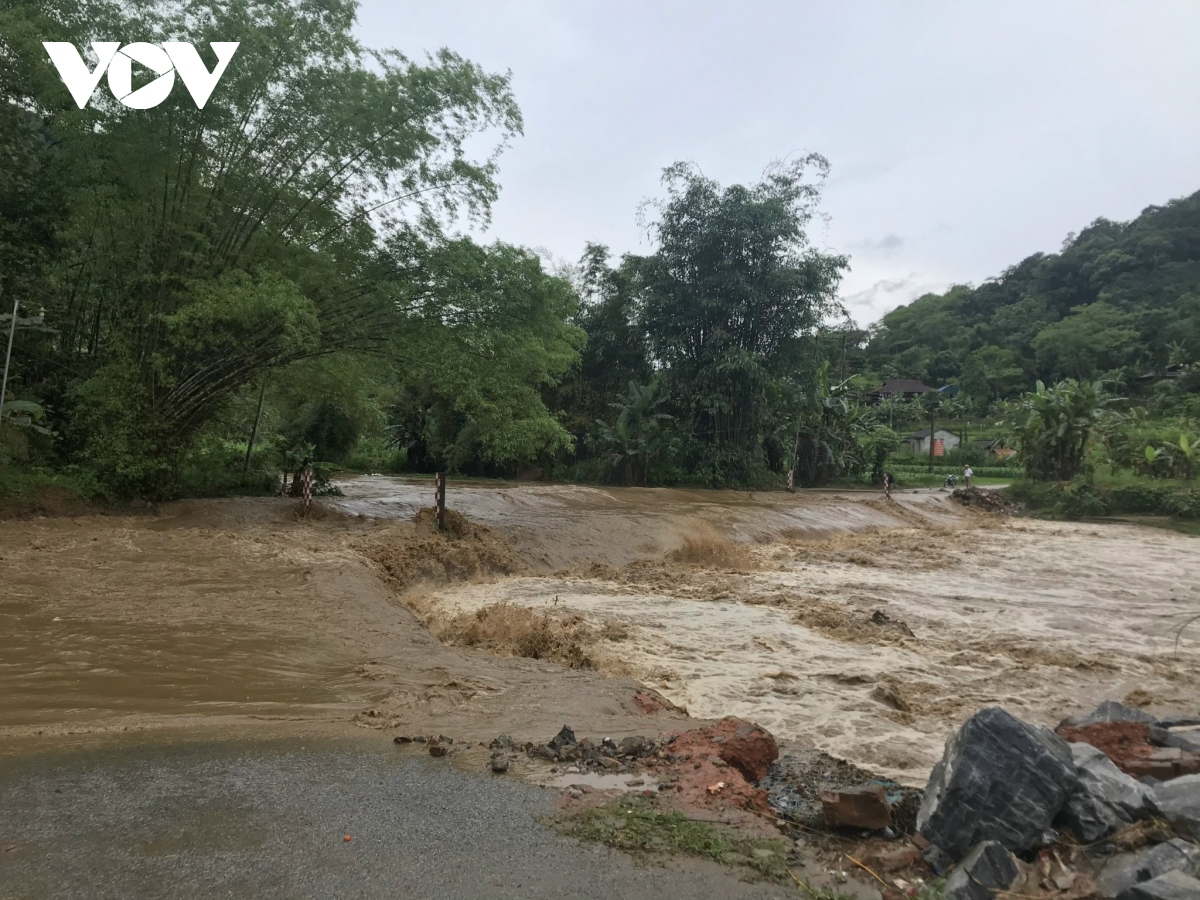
[635,158,848,484]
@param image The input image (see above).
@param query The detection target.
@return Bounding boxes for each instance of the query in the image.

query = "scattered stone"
[489,734,518,751]
[428,744,448,758]
[1158,717,1200,729]
[549,725,577,752]
[567,788,583,800]
[619,735,651,757]
[1058,742,1152,842]
[821,785,892,831]
[918,707,1078,860]
[599,756,620,770]
[1075,701,1159,728]
[1096,839,1200,898]
[490,755,510,774]
[1118,870,1200,900]
[943,840,1019,900]
[1150,725,1200,752]
[1126,758,1180,781]
[413,735,428,743]
[392,735,413,744]
[1149,774,1200,840]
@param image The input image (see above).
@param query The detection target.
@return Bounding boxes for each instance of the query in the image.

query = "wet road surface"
[0,737,794,900]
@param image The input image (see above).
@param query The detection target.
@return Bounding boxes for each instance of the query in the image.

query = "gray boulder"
[918,707,1078,860]
[1164,728,1200,754]
[943,841,1020,900]
[1118,870,1200,900]
[1061,701,1158,729]
[1097,839,1200,898]
[1158,717,1200,729]
[1150,774,1200,839]
[1057,742,1152,841]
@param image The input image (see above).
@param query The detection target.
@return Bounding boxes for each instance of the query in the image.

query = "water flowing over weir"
[1,480,1197,787]
[332,477,1200,784]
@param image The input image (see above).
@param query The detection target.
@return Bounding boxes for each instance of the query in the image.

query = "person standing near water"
[963,464,973,488]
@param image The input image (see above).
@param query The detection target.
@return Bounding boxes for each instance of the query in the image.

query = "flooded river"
[1,480,1197,784]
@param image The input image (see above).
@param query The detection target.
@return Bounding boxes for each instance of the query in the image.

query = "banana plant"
[1163,434,1196,481]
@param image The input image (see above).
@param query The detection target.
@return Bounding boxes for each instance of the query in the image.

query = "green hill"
[865,190,1200,401]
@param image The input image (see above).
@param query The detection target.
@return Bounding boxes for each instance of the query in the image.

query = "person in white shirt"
[963,465,973,488]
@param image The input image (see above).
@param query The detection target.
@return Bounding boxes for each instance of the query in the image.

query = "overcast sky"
[355,1,1200,326]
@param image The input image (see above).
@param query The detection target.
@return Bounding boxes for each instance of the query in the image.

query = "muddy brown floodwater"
[2,479,1198,790]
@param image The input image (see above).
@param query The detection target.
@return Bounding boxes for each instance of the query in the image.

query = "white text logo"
[42,41,240,110]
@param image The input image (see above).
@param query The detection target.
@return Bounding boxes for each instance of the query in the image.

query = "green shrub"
[176,436,279,498]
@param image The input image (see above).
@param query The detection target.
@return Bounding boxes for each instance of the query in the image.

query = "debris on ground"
[1095,838,1200,898]
[1057,717,1200,780]
[942,840,1019,900]
[820,784,891,830]
[911,700,1200,899]
[950,487,1013,513]
[395,699,1200,898]
[764,749,922,834]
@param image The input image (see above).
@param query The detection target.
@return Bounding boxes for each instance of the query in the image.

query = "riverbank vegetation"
[2,0,1198,504]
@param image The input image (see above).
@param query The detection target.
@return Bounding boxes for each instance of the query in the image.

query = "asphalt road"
[0,737,795,900]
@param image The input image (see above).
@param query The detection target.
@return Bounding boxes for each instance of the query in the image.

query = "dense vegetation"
[1,0,1198,504]
[866,191,1200,403]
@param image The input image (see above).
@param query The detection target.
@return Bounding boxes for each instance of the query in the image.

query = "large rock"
[1057,742,1152,841]
[1162,727,1200,754]
[1096,839,1200,898]
[918,707,1078,860]
[943,841,1020,900]
[1067,701,1159,728]
[1118,870,1200,900]
[1150,774,1200,839]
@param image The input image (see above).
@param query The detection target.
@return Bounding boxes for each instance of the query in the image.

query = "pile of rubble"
[397,703,1198,898]
[950,486,1013,513]
[487,718,781,816]
[910,703,1200,899]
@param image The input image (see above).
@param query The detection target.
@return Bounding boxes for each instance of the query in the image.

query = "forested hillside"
[865,191,1200,401]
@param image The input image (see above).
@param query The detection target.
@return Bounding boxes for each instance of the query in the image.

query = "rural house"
[903,428,961,456]
[869,379,935,403]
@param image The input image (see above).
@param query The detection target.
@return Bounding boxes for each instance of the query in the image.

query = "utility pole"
[0,289,18,424]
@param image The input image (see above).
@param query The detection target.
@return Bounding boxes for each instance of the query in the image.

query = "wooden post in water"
[434,472,446,532]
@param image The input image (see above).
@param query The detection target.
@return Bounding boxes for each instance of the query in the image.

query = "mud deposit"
[2,479,1198,791]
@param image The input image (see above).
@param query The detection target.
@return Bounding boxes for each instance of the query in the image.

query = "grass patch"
[1005,477,1200,521]
[568,796,789,879]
